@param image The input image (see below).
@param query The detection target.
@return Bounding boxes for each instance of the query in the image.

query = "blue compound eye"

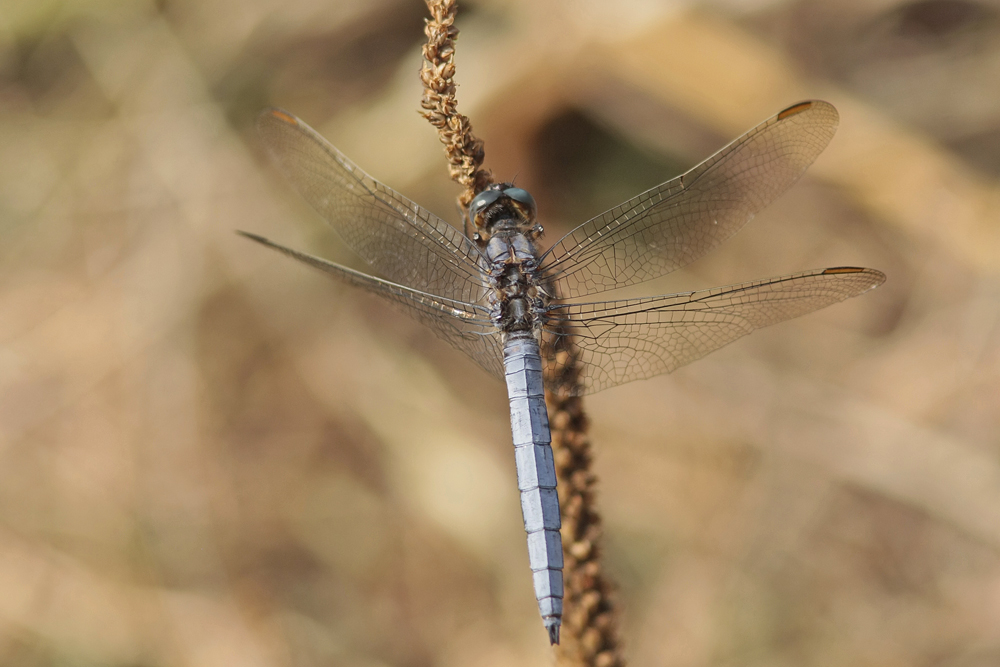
[470,189,503,221]
[503,187,536,213]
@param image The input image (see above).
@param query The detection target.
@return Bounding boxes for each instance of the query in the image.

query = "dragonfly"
[241,100,885,645]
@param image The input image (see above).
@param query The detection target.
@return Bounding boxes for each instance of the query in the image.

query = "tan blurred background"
[2,0,1000,665]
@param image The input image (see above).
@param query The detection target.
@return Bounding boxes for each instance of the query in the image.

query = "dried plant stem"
[419,0,492,207]
[420,2,624,664]
[545,339,626,667]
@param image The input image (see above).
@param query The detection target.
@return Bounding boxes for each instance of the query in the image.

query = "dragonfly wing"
[541,101,840,297]
[240,232,504,382]
[544,267,885,395]
[257,109,488,305]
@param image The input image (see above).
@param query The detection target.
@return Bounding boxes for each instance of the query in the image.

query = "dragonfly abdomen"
[504,332,563,645]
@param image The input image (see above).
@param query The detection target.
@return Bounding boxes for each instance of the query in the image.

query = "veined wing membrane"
[540,101,840,298]
[239,232,505,381]
[257,109,488,304]
[544,267,885,395]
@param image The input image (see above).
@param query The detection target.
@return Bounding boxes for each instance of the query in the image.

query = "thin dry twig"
[419,0,492,207]
[419,2,625,664]
[544,339,626,667]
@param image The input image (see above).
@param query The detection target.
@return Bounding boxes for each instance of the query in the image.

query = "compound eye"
[469,189,503,224]
[503,187,536,215]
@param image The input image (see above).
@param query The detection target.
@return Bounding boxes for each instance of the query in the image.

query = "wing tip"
[260,108,299,126]
[777,99,838,124]
[777,101,815,120]
[236,229,282,252]
[822,266,887,291]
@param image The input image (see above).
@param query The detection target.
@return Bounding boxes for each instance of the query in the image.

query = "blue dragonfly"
[241,100,885,644]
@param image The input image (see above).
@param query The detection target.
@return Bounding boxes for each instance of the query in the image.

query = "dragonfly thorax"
[485,230,538,265]
[504,297,532,332]
[485,231,548,335]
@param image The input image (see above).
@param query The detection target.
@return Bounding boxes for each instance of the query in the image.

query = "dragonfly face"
[470,182,541,243]
[242,100,885,644]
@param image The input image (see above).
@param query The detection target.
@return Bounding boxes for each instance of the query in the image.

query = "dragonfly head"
[469,183,539,242]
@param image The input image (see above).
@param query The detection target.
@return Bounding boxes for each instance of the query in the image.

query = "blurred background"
[2,0,1000,665]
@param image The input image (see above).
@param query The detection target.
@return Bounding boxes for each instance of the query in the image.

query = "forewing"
[257,109,488,304]
[544,267,885,395]
[240,232,504,381]
[541,101,840,297]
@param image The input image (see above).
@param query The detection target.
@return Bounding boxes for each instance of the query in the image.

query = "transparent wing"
[544,267,885,395]
[257,109,488,305]
[540,101,840,297]
[239,232,504,381]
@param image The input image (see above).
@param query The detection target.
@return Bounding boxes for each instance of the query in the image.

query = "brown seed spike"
[419,0,492,208]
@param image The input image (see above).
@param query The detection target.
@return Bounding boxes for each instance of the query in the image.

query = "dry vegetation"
[2,0,1000,666]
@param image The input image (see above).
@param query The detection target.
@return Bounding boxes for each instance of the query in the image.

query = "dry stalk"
[419,1,625,664]
[419,0,492,207]
[544,338,626,667]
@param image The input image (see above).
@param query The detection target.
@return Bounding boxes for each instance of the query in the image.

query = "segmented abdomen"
[504,332,563,644]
